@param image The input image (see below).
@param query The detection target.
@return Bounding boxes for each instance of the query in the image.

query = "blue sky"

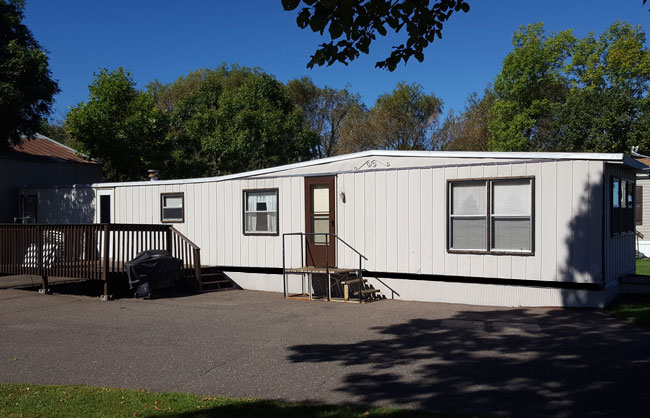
[24,0,650,122]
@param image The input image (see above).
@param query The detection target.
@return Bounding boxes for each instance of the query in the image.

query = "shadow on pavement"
[287,308,650,418]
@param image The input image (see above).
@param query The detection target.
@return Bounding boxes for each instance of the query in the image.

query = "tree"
[435,89,494,151]
[488,21,650,153]
[146,68,216,114]
[65,68,170,181]
[167,66,318,177]
[559,21,650,152]
[286,77,361,158]
[283,1,650,71]
[337,102,374,154]
[0,0,59,151]
[371,81,442,149]
[38,119,74,147]
[338,81,442,152]
[282,0,470,71]
[488,23,576,151]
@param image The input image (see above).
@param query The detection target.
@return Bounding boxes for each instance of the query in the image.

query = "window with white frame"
[244,189,278,235]
[161,193,184,223]
[448,178,534,253]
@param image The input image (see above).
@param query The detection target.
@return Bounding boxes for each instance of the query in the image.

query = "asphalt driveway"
[1,287,649,418]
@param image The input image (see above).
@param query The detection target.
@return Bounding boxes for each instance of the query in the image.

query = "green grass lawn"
[636,258,650,275]
[0,383,462,418]
[608,294,650,327]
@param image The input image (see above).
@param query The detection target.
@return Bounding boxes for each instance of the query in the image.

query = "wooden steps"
[198,268,234,293]
[354,288,381,296]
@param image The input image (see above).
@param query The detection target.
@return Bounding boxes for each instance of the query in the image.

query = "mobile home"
[25,150,644,307]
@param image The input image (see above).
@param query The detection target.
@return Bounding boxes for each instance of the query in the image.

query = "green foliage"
[371,81,442,150]
[282,0,470,71]
[0,0,59,151]
[166,66,318,177]
[65,68,170,181]
[286,77,362,157]
[488,23,575,151]
[146,68,216,114]
[436,89,495,151]
[38,119,75,147]
[489,21,650,153]
[0,383,457,418]
[339,81,442,152]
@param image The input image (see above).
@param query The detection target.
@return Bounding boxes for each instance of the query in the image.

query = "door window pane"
[312,185,330,214]
[312,215,329,245]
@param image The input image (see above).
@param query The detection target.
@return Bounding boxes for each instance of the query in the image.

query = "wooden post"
[166,228,173,256]
[193,248,202,293]
[37,225,49,294]
[102,224,110,301]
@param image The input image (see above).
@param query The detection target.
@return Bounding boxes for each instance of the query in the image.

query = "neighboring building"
[27,150,643,308]
[1,134,102,223]
[634,157,650,255]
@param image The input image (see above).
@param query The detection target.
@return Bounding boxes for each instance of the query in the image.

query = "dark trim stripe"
[219,266,604,291]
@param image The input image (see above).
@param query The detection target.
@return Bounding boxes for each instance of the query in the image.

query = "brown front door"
[305,176,336,267]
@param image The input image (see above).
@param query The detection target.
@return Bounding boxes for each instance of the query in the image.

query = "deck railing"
[0,224,202,298]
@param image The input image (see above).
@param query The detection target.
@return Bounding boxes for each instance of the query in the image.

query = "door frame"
[96,188,115,224]
[304,175,336,267]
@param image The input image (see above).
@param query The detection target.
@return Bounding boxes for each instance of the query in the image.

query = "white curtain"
[246,191,277,233]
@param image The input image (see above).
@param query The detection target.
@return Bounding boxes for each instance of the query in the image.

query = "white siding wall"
[336,160,604,283]
[104,156,607,284]
[110,177,305,268]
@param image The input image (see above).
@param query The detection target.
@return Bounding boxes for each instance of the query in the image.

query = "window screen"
[161,193,184,222]
[244,190,278,234]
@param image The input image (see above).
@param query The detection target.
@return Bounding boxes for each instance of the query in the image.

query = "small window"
[161,193,184,223]
[244,189,278,235]
[448,178,533,254]
[611,177,635,235]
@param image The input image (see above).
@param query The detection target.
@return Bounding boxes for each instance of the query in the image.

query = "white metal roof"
[91,149,647,188]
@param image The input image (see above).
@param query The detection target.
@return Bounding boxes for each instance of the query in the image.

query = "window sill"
[243,232,279,236]
[447,249,535,256]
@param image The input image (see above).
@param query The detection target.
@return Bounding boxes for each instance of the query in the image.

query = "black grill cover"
[125,250,183,291]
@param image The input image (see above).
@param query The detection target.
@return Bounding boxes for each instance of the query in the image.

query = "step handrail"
[282,232,367,302]
[282,232,368,260]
